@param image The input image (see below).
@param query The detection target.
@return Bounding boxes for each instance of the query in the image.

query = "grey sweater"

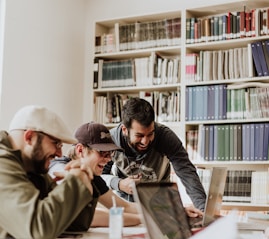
[102,123,206,210]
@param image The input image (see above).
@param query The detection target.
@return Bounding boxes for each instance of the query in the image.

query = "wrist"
[110,177,121,191]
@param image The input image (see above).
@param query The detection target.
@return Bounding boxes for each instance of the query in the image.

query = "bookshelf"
[92,0,269,211]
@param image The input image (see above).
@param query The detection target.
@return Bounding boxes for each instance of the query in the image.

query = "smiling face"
[122,120,155,153]
[23,130,63,174]
[78,145,112,176]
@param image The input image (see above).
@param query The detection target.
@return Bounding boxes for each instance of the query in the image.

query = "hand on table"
[119,174,142,194]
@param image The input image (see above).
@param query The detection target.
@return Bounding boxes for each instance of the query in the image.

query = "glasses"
[38,132,63,149]
[93,149,115,158]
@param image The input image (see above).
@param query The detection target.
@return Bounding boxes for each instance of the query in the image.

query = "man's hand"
[119,174,142,194]
[185,205,204,218]
[55,160,94,194]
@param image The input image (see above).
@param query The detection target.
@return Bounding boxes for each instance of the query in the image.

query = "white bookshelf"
[91,0,269,211]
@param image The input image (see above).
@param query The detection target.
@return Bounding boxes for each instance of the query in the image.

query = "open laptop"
[132,167,228,239]
[190,167,227,228]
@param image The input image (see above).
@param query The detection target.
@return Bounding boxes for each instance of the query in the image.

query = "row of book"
[185,46,250,82]
[186,7,269,44]
[185,39,269,83]
[93,52,180,89]
[227,85,269,119]
[94,91,180,124]
[197,168,269,204]
[187,123,269,162]
[95,17,181,54]
[185,83,269,121]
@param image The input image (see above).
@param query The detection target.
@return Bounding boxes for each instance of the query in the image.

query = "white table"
[58,226,147,239]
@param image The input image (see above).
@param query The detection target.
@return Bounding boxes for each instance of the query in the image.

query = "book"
[254,123,264,161]
[236,124,242,161]
[262,39,269,70]
[208,125,214,161]
[263,123,269,161]
[95,36,101,54]
[223,170,252,202]
[242,124,251,161]
[255,41,269,76]
[251,42,263,76]
[239,11,246,38]
[251,171,269,204]
[186,18,191,44]
[93,58,99,89]
[101,59,135,88]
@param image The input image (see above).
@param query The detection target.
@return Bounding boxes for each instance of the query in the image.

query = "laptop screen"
[132,182,192,239]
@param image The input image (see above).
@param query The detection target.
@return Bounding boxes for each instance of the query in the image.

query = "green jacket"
[0,131,95,239]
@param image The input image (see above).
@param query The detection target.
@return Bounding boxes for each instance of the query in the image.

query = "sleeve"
[93,176,109,195]
[102,160,121,191]
[66,197,98,231]
[0,156,93,239]
[156,125,206,210]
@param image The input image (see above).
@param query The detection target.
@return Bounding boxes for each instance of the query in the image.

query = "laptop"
[132,181,193,239]
[190,167,228,228]
[132,167,228,239]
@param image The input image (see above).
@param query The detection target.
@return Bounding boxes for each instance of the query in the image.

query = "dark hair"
[122,97,155,129]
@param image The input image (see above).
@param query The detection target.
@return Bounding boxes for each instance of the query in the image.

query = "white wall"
[1,0,87,134]
[0,0,6,110]
[1,0,237,136]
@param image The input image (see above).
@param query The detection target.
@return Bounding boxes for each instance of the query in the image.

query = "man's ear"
[121,124,128,136]
[75,143,84,155]
[24,130,35,145]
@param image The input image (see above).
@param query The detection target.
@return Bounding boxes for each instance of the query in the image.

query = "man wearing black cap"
[49,122,141,228]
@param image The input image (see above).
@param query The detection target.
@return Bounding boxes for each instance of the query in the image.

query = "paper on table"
[190,212,238,239]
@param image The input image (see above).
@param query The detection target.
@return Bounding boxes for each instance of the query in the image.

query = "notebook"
[132,167,228,239]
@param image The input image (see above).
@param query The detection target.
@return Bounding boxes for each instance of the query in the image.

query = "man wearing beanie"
[49,122,141,228]
[0,105,94,239]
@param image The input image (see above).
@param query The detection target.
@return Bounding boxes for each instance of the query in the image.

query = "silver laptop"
[190,167,228,228]
[132,167,228,239]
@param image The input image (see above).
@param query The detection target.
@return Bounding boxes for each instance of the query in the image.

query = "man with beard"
[102,97,206,211]
[0,105,94,239]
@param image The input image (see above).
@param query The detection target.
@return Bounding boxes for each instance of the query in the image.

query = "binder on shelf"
[93,58,99,89]
[250,42,263,77]
[255,41,269,76]
[262,39,269,69]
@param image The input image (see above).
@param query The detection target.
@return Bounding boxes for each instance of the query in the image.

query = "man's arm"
[101,161,122,191]
[91,189,141,227]
[91,207,141,227]
[156,124,206,210]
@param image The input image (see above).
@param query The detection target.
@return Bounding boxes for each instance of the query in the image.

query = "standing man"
[0,105,94,239]
[102,97,206,211]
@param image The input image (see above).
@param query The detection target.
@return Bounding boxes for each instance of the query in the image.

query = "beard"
[125,133,152,154]
[30,136,50,174]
